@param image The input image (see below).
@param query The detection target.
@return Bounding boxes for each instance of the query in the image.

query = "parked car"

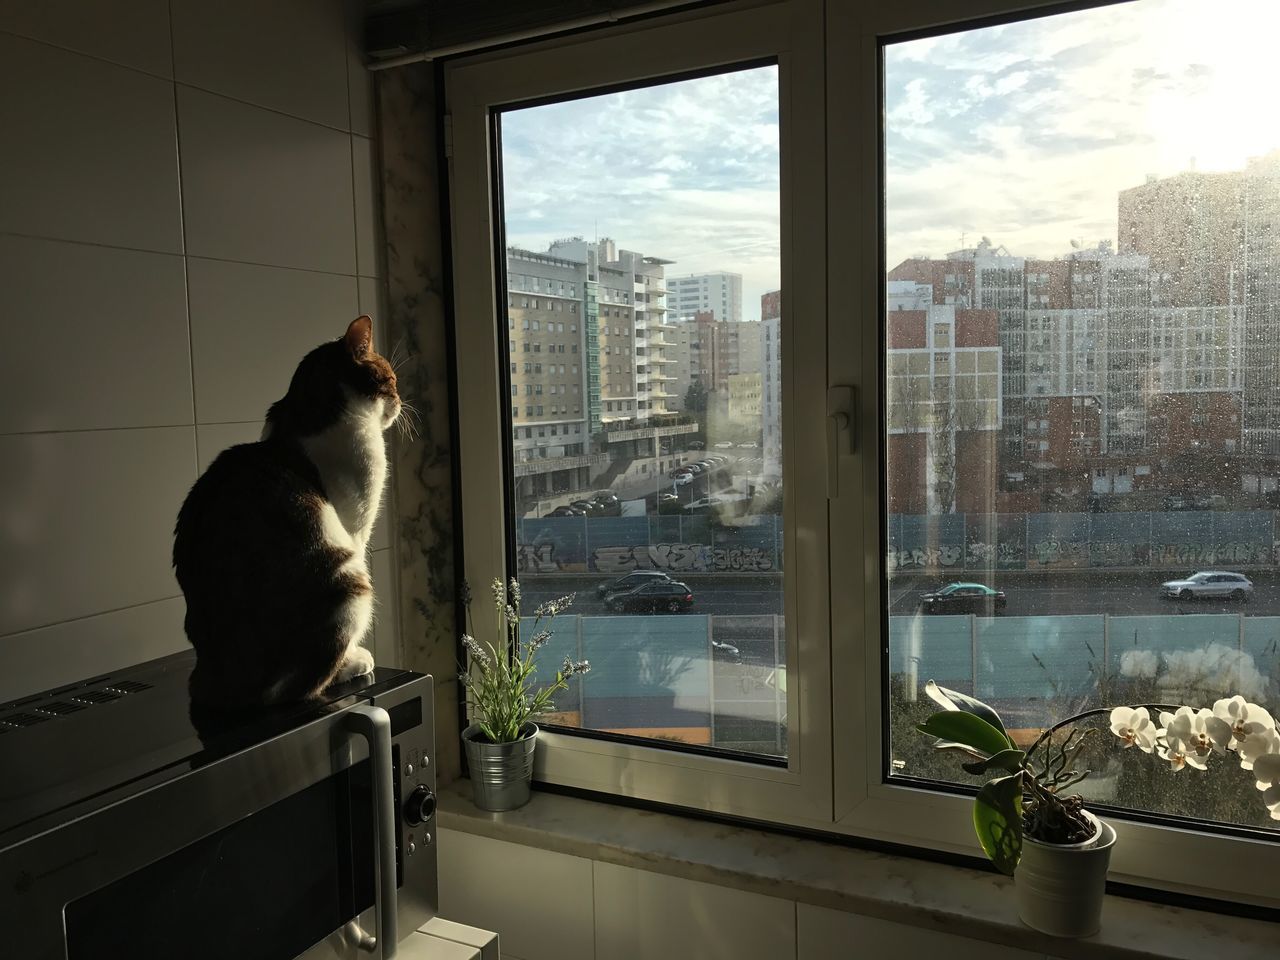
[547,505,585,517]
[570,499,602,515]
[685,495,727,511]
[596,570,673,599]
[671,471,693,487]
[714,441,736,449]
[1160,571,1253,602]
[687,440,706,450]
[606,580,695,613]
[591,492,622,516]
[1162,493,1195,511]
[655,493,684,514]
[737,441,759,449]
[1192,494,1229,511]
[711,639,742,663]
[919,582,1008,615]
[685,463,705,475]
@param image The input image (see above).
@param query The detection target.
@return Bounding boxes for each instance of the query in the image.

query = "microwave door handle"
[345,704,399,959]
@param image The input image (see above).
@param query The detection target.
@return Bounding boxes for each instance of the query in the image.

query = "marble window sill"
[437,781,1278,959]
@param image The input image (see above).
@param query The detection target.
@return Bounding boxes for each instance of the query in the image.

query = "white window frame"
[447,0,833,825]
[447,0,1279,909]
[828,0,1277,909]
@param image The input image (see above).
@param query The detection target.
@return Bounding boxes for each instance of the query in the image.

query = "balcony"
[513,452,608,477]
[604,421,698,442]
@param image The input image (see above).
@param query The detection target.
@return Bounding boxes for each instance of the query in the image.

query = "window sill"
[437,782,1277,959]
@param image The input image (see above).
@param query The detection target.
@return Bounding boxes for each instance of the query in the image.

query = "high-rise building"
[667,271,743,323]
[1118,153,1280,455]
[506,238,697,512]
[761,291,782,478]
[506,247,601,503]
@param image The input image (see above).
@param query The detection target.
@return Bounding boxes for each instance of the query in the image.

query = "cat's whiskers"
[396,400,422,443]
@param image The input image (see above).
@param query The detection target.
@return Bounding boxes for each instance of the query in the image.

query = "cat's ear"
[344,315,373,359]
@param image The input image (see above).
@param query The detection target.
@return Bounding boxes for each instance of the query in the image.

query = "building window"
[448,0,1273,912]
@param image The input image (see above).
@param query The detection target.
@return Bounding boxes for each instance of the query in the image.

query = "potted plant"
[917,681,1280,937]
[459,579,588,812]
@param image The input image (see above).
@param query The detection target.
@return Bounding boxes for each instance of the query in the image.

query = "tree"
[684,379,708,413]
[889,375,926,434]
[929,386,957,514]
[953,376,987,434]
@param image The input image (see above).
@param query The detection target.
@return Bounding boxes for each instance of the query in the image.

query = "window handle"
[827,385,856,498]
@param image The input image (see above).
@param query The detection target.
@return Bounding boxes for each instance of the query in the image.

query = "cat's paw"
[335,645,375,683]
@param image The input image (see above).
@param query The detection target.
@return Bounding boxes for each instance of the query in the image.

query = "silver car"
[1160,571,1253,602]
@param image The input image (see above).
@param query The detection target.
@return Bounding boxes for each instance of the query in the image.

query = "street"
[523,570,1280,620]
[527,450,768,517]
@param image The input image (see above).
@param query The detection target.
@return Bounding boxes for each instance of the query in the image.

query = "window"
[448,0,1272,909]
[868,0,1278,902]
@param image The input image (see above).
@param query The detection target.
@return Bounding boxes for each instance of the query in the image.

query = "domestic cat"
[174,316,400,706]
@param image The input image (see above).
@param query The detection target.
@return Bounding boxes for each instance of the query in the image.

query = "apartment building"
[762,290,782,477]
[667,271,743,323]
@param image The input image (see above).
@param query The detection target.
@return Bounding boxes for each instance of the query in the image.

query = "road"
[523,570,1280,620]
[528,450,766,517]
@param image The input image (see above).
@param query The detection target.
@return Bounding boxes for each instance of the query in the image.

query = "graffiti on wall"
[590,543,775,574]
[1151,541,1273,567]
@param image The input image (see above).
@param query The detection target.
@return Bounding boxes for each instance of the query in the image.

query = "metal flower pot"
[1015,812,1116,938]
[462,722,538,812]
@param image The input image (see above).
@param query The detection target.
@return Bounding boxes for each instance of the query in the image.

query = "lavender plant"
[918,681,1280,874]
[459,578,589,744]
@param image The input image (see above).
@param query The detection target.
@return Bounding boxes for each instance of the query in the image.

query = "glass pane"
[497,65,786,758]
[885,0,1280,830]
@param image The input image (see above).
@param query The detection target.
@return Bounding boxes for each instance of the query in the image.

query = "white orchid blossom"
[1109,706,1156,753]
[1157,706,1231,769]
[1237,726,1280,772]
[1252,752,1280,821]
[1211,695,1276,750]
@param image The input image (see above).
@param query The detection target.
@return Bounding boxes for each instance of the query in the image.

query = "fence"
[890,612,1280,707]
[521,613,786,753]
[516,611,1280,750]
[516,515,783,575]
[516,510,1280,578]
[888,510,1278,573]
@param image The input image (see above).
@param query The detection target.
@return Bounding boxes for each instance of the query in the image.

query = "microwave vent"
[106,680,152,695]
[36,701,88,717]
[73,689,123,704]
[0,676,155,732]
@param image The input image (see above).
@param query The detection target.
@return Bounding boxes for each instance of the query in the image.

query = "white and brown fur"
[174,316,400,706]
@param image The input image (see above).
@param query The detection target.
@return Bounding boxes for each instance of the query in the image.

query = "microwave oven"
[0,650,437,960]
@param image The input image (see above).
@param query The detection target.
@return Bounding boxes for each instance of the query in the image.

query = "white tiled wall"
[0,1,394,703]
[439,829,1078,960]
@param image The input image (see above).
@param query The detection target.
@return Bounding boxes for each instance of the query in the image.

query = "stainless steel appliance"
[0,651,437,960]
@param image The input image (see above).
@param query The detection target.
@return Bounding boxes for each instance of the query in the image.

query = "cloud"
[500,65,780,319]
[884,0,1280,266]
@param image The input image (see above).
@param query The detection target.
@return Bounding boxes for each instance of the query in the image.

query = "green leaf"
[917,711,1012,760]
[961,748,1026,776]
[924,681,1014,747]
[973,772,1024,875]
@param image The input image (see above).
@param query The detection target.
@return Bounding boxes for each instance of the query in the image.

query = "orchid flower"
[1109,706,1156,753]
[1211,696,1276,750]
[1253,752,1280,821]
[1158,706,1230,768]
[1238,726,1280,772]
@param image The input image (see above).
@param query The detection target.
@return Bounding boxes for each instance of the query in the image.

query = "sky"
[498,0,1280,315]
[886,0,1280,267]
[500,66,780,322]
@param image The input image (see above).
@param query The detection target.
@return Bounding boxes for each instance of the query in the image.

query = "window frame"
[445,0,834,824]
[827,0,1278,909]
[446,0,1280,910]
